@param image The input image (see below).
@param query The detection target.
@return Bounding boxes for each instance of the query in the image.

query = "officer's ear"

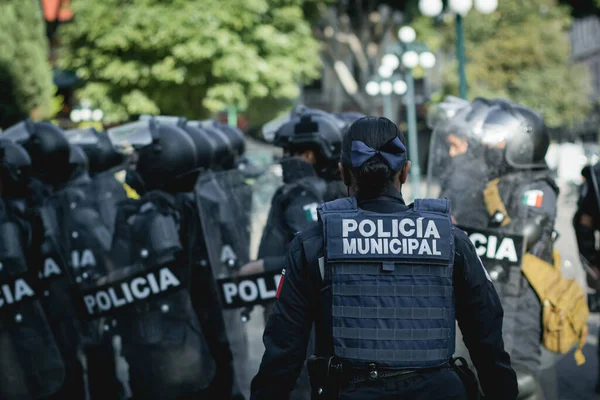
[399,161,411,185]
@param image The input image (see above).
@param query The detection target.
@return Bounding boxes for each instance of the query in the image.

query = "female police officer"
[250,117,518,400]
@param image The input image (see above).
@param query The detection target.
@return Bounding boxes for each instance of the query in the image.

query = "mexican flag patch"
[303,203,319,222]
[521,190,544,208]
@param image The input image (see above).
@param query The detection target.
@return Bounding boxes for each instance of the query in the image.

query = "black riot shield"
[195,169,253,279]
[105,191,215,400]
[194,169,253,386]
[48,178,120,348]
[0,203,65,399]
[195,164,281,302]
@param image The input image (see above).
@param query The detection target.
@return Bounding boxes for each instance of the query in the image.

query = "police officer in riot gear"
[0,138,66,400]
[47,141,126,400]
[189,119,259,399]
[238,108,344,400]
[139,116,244,400]
[107,120,216,400]
[430,100,578,400]
[251,117,518,399]
[239,107,344,278]
[2,120,88,399]
[476,103,561,391]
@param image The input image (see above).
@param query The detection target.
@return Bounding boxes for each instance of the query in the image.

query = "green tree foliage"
[414,0,591,127]
[0,0,54,129]
[59,0,322,124]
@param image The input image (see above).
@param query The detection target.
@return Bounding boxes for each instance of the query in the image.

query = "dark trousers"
[42,358,86,400]
[86,340,125,400]
[338,368,468,400]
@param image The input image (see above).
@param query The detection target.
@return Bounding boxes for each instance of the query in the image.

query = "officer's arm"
[251,236,315,399]
[453,231,518,400]
[283,190,321,239]
[505,183,557,257]
[261,191,321,273]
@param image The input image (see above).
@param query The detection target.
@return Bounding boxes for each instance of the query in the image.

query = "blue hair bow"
[350,137,407,171]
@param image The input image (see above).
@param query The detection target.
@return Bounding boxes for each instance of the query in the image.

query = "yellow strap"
[575,325,588,366]
[112,170,140,199]
[483,178,511,227]
[122,183,140,200]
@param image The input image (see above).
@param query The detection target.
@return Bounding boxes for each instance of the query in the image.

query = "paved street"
[232,159,600,399]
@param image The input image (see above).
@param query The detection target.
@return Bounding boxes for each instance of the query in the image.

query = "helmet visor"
[64,128,99,146]
[107,121,154,155]
[1,121,32,144]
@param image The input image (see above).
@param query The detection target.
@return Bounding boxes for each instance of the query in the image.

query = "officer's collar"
[356,186,405,204]
[280,157,318,184]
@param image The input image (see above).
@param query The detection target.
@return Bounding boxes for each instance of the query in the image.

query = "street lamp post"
[455,14,468,99]
[365,26,436,199]
[70,101,104,125]
[419,0,498,99]
[227,106,238,128]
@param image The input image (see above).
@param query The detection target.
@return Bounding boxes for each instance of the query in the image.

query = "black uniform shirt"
[251,187,518,400]
[259,158,325,272]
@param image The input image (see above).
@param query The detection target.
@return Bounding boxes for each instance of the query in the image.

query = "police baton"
[580,253,599,280]
[588,164,600,222]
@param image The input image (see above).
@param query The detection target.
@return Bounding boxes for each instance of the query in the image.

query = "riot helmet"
[426,97,496,224]
[137,116,215,172]
[68,144,89,180]
[274,107,344,180]
[479,102,549,177]
[188,120,234,170]
[217,122,246,159]
[0,138,32,198]
[2,119,73,187]
[107,119,199,193]
[427,97,495,179]
[426,96,471,131]
[181,124,215,171]
[65,128,126,175]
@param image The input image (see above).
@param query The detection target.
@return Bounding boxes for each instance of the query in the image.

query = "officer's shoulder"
[283,180,321,200]
[519,178,557,195]
[516,176,558,215]
[452,227,473,251]
[293,222,323,244]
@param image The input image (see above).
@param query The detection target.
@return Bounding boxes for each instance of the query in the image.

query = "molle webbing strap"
[334,348,451,363]
[483,178,511,226]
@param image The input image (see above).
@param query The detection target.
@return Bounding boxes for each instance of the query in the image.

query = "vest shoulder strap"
[412,198,450,214]
[317,197,358,219]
